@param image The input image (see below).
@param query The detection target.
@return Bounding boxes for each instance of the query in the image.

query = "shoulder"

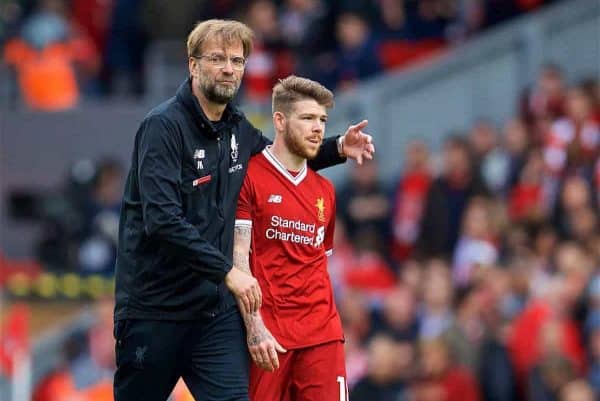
[248,151,266,168]
[134,104,185,152]
[141,97,181,131]
[245,152,269,179]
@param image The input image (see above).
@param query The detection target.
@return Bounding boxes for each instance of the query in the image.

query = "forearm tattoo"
[233,225,252,275]
[234,225,275,348]
[233,224,258,325]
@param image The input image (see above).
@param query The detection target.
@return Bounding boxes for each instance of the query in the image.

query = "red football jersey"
[236,147,344,349]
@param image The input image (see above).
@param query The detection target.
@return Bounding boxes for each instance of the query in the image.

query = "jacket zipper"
[215,135,224,313]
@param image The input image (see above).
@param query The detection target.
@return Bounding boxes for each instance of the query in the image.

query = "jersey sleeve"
[235,173,254,228]
[325,184,336,256]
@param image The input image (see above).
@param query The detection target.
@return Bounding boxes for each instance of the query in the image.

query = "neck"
[192,81,227,121]
[271,136,306,171]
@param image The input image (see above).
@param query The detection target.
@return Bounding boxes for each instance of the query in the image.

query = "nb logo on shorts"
[268,194,282,204]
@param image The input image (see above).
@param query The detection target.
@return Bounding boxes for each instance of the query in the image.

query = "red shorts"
[249,340,348,401]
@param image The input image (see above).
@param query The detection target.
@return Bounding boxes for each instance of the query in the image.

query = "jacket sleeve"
[137,116,232,283]
[308,136,346,171]
[249,126,346,171]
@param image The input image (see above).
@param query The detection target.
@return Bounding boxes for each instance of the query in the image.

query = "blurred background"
[0,0,599,400]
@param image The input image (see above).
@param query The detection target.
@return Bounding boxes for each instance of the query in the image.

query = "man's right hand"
[247,320,287,372]
[225,266,262,314]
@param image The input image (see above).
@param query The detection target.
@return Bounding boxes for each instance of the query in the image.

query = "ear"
[189,57,198,78]
[273,111,286,133]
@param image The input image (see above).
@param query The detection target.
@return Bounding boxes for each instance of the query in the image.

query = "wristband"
[337,135,345,157]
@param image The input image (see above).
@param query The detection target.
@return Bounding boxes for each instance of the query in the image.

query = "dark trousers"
[113,308,249,401]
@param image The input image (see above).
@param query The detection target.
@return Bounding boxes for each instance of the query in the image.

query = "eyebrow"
[205,51,244,57]
[298,113,328,119]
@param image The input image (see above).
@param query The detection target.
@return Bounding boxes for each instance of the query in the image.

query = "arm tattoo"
[234,224,261,324]
[234,225,273,345]
[233,225,252,275]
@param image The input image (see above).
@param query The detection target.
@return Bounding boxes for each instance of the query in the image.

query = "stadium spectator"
[370,284,419,342]
[443,285,487,373]
[3,0,98,110]
[101,0,147,97]
[414,337,481,401]
[326,11,382,91]
[279,0,331,77]
[502,118,532,189]
[390,140,432,263]
[522,64,566,128]
[559,379,596,401]
[452,197,499,287]
[416,135,489,258]
[242,0,292,103]
[77,159,124,275]
[343,228,397,298]
[508,149,549,223]
[544,86,599,178]
[508,278,586,384]
[338,159,391,247]
[553,175,596,240]
[419,260,455,340]
[350,335,413,401]
[375,0,412,41]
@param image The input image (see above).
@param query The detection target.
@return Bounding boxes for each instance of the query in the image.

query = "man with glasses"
[113,19,374,401]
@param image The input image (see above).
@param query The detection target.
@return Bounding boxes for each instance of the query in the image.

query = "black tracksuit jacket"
[114,78,344,321]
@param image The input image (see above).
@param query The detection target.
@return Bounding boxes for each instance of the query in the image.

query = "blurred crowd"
[330,65,600,401]
[1,0,558,110]
[5,157,125,277]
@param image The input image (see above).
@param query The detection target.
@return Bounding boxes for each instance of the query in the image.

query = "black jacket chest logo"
[230,134,239,163]
[193,149,205,170]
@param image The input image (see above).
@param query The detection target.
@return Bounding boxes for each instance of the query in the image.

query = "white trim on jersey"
[262,146,307,186]
[326,249,333,256]
[235,219,253,227]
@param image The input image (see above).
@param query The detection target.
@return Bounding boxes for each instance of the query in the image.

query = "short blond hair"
[272,75,334,115]
[187,19,254,58]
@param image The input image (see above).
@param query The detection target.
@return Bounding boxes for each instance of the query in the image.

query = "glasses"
[193,54,246,70]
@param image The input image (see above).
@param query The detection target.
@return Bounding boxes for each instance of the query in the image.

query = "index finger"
[349,120,368,132]
[241,294,251,315]
[255,285,262,309]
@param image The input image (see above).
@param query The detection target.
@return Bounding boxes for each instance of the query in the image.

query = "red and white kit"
[236,147,347,401]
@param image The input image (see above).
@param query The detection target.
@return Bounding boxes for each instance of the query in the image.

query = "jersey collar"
[262,146,307,186]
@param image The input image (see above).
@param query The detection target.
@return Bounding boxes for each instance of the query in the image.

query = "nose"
[312,120,324,133]
[221,59,234,74]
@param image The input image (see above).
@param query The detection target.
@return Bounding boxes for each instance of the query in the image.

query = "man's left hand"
[341,120,375,165]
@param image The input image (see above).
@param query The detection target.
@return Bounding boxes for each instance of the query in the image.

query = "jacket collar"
[176,77,243,138]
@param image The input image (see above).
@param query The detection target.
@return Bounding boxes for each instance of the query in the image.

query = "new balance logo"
[268,194,282,203]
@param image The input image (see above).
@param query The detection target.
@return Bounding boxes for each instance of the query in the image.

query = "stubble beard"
[284,126,321,160]
[198,73,239,105]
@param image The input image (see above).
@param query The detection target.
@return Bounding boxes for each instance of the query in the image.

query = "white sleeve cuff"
[235,219,252,227]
